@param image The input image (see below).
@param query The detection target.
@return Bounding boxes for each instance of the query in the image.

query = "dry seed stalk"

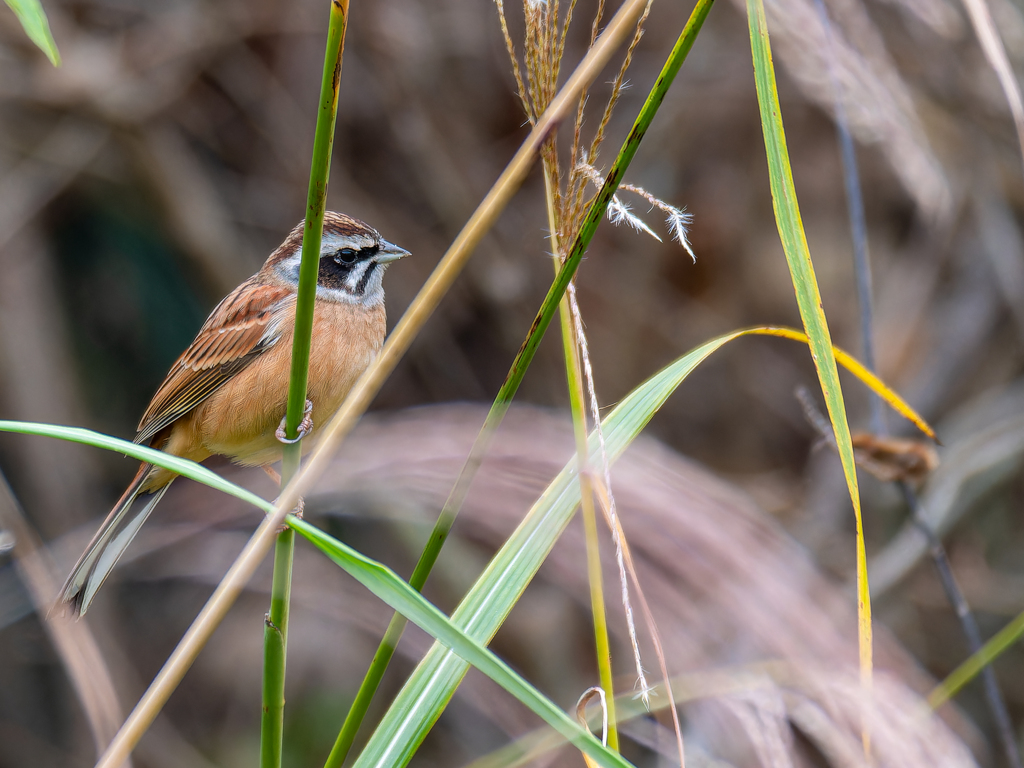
[494,0,693,713]
[568,281,652,703]
[587,0,655,170]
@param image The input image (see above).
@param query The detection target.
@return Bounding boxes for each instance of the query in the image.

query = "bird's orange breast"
[163,299,386,468]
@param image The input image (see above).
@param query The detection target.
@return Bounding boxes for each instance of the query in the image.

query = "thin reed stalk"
[261,2,349,766]
[503,2,667,741]
[544,174,619,750]
[322,612,403,766]
[261,526,295,768]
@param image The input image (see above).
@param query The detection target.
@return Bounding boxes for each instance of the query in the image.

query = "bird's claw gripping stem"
[276,399,313,444]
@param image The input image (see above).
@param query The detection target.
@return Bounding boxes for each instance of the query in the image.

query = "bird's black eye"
[334,248,358,265]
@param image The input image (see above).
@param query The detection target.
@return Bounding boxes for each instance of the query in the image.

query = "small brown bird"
[59,212,409,614]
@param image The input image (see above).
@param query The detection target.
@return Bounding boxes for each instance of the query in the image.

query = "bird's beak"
[376,240,411,263]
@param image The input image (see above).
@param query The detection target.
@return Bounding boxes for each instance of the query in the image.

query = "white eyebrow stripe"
[322,233,377,252]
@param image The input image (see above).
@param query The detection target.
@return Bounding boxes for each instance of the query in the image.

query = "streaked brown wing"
[135,279,294,445]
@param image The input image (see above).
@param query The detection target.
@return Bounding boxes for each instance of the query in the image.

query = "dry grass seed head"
[495,0,665,252]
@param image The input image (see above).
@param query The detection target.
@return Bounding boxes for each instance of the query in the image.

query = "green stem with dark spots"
[261,2,350,767]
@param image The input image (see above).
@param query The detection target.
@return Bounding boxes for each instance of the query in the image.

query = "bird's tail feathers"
[58,464,173,616]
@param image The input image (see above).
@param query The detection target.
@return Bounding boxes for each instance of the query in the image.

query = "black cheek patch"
[317,257,351,292]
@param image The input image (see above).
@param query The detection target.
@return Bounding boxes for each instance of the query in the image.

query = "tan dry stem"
[91,2,653,766]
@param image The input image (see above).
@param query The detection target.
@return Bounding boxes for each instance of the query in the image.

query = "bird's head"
[264,211,410,306]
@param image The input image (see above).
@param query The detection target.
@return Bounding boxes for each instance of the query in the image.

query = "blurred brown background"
[1,0,1024,764]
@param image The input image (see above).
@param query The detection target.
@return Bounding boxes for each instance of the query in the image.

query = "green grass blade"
[350,329,748,768]
[290,517,634,768]
[0,421,272,513]
[346,320,925,767]
[746,0,873,715]
[4,0,59,65]
[930,609,1024,709]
